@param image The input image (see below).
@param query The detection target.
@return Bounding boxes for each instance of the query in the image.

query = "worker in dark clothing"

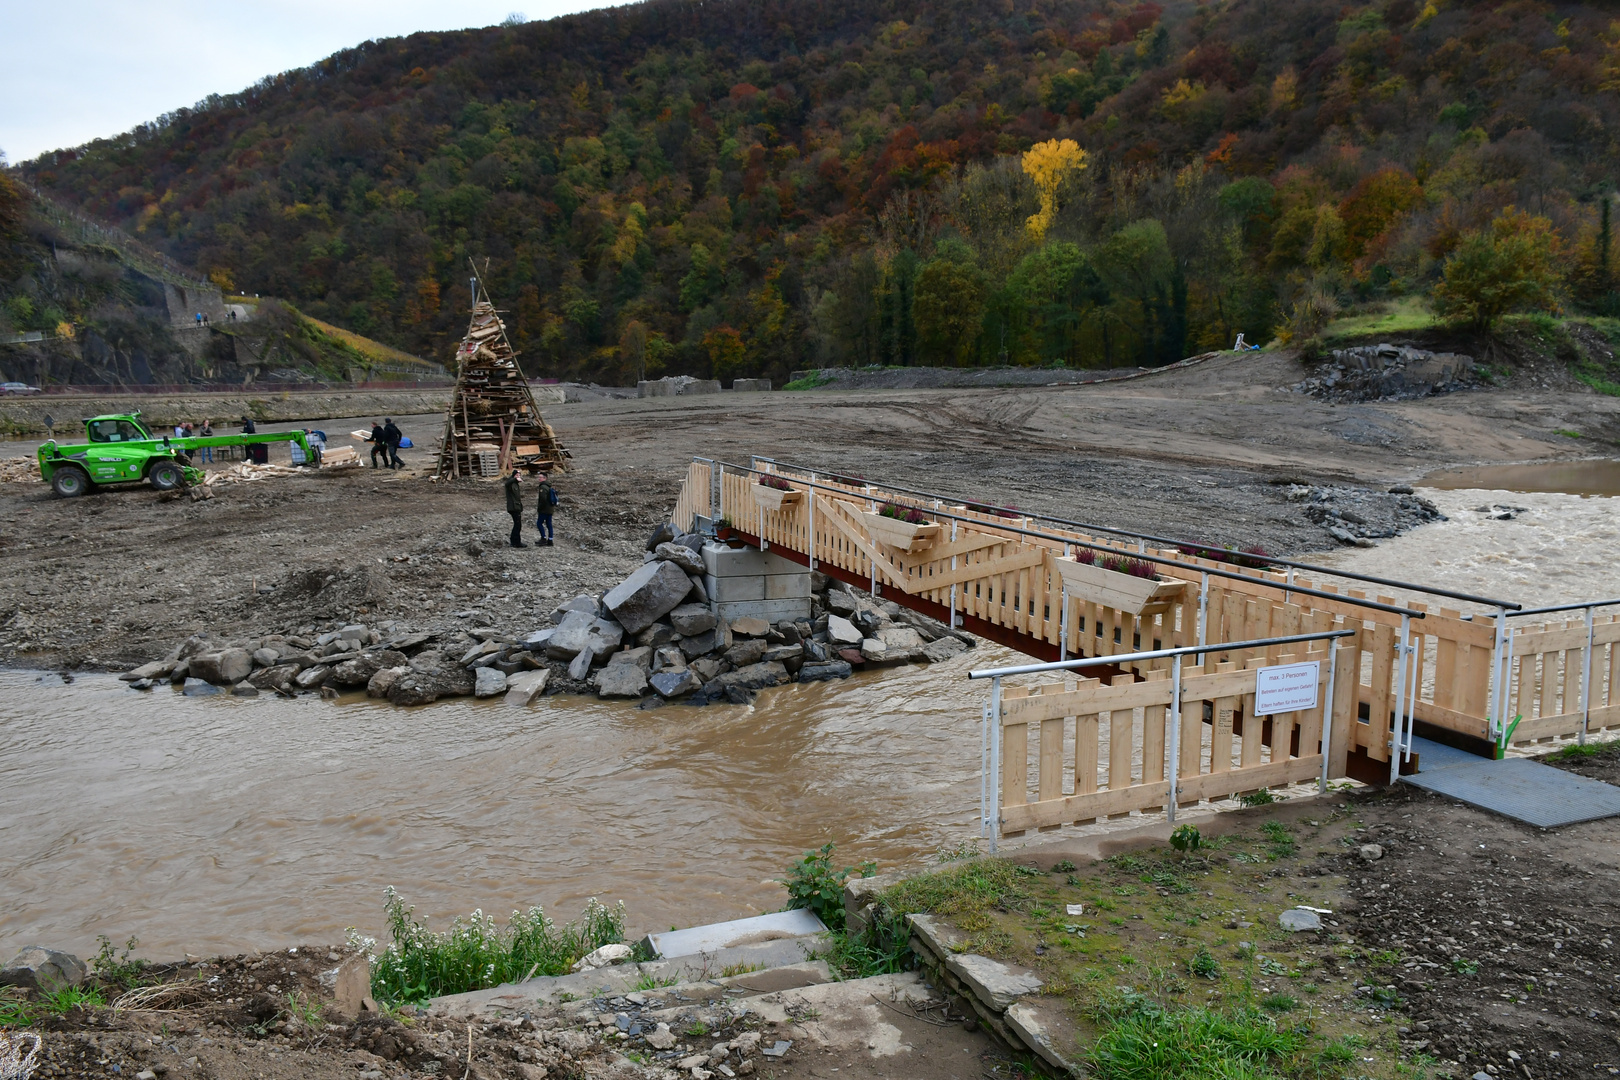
[382,418,403,469]
[534,472,557,546]
[241,415,256,434]
[503,470,527,548]
[368,421,388,468]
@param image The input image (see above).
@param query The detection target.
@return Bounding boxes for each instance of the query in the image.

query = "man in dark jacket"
[382,418,403,469]
[534,472,557,546]
[368,421,387,468]
[503,470,526,547]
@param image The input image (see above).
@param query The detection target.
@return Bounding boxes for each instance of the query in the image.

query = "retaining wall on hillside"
[0,388,452,436]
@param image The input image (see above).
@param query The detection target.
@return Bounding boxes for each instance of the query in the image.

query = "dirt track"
[1,351,1615,673]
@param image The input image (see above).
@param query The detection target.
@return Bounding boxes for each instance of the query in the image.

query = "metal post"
[1195,572,1210,663]
[1320,644,1339,793]
[1402,624,1420,764]
[1486,607,1508,743]
[980,701,990,839]
[950,519,959,629]
[866,486,877,595]
[1285,566,1295,606]
[1580,605,1595,746]
[1389,613,1411,784]
[1166,655,1183,824]
[1060,589,1070,662]
[807,473,817,570]
[988,676,1003,853]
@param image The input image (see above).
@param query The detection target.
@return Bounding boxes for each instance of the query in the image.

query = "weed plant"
[91,935,150,989]
[778,842,874,932]
[1087,991,1302,1080]
[878,857,1028,932]
[365,887,626,1004]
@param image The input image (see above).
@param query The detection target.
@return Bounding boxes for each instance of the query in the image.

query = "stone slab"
[943,953,1042,1013]
[1005,998,1084,1076]
[647,909,828,959]
[715,598,812,624]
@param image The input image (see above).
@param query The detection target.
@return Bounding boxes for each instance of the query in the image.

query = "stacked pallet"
[434,280,569,480]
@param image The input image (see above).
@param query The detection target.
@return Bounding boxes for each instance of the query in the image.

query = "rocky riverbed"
[115,524,973,708]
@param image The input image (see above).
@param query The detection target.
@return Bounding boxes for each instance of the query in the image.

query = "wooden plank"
[1328,642,1357,780]
[1514,652,1536,723]
[1074,711,1099,824]
[1539,639,1563,720]
[1000,686,1030,838]
[1005,665,1265,722]
[1514,624,1597,655]
[1211,658,1237,776]
[1002,755,1323,833]
[1295,648,1327,759]
[1107,675,1134,794]
[1367,622,1394,762]
[1142,669,1168,791]
[1179,664,1204,806]
[1038,713,1065,806]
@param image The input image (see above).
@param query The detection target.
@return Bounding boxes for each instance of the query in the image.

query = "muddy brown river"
[0,647,1013,960]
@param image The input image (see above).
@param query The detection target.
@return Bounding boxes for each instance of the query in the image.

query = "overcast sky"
[1,0,619,164]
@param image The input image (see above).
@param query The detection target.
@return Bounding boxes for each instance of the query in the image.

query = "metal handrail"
[1505,597,1620,618]
[716,458,1424,619]
[968,630,1357,680]
[749,454,1521,611]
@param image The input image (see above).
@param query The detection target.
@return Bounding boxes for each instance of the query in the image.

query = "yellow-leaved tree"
[1021,139,1087,241]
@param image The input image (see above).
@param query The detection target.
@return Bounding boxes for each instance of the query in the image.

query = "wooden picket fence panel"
[996,643,1355,834]
[1505,615,1620,744]
[668,460,1545,760]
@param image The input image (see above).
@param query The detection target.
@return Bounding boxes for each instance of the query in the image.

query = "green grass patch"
[0,984,106,1028]
[1552,741,1613,760]
[365,886,626,1004]
[782,372,835,390]
[1088,993,1304,1080]
[879,857,1030,932]
[1319,297,1439,345]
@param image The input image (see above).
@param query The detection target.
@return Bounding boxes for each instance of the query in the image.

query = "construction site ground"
[1,349,1616,672]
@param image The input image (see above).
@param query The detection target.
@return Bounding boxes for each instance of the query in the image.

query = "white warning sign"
[1253,661,1321,716]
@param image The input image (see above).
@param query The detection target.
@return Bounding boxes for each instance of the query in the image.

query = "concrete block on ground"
[701,542,803,577]
[766,572,812,600]
[731,378,772,392]
[706,573,766,602]
[944,953,1042,1013]
[645,909,828,959]
[1005,999,1084,1076]
[715,598,812,624]
[637,380,678,398]
[677,379,721,395]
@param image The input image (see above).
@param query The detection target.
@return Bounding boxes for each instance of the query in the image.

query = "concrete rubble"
[118,524,976,707]
[1293,342,1477,403]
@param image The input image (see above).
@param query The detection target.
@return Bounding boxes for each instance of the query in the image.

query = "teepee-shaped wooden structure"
[435,268,568,480]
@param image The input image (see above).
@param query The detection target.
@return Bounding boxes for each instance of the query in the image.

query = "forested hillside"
[18,0,1620,383]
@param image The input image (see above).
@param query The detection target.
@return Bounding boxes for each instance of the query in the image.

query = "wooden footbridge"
[673,457,1620,838]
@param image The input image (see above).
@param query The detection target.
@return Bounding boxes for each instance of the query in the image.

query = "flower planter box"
[1054,557,1187,617]
[860,511,942,553]
[753,487,804,512]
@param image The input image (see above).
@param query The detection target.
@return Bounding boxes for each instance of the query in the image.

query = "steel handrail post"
[1320,643,1340,793]
[950,518,960,630]
[1167,654,1183,825]
[1389,613,1411,785]
[808,473,817,571]
[1403,621,1421,765]
[1196,571,1210,664]
[1285,566,1295,606]
[980,701,990,840]
[988,676,1003,854]
[1487,607,1507,744]
[1581,605,1595,746]
[1060,588,1070,662]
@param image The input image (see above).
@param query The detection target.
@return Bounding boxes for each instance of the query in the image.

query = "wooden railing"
[995,642,1354,835]
[671,460,1610,770]
[1505,614,1620,745]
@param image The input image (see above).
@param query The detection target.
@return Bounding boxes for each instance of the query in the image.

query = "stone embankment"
[1293,343,1476,403]
[118,524,974,706]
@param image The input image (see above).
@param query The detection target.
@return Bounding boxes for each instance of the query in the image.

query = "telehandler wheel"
[51,466,90,498]
[148,460,184,491]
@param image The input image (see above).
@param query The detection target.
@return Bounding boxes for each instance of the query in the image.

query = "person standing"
[241,415,256,434]
[368,421,387,468]
[535,472,557,547]
[503,470,527,548]
[198,419,213,463]
[382,417,403,469]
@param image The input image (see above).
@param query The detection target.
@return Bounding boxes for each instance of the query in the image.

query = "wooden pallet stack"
[434,284,568,480]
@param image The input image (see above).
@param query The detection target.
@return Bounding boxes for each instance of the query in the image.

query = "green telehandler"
[37,412,316,498]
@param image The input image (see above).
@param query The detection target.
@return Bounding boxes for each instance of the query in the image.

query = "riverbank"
[0,388,452,438]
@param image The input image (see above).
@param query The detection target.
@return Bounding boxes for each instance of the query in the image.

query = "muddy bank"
[0,388,451,437]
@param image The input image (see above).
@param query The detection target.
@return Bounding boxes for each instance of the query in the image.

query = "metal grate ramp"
[1402,737,1620,828]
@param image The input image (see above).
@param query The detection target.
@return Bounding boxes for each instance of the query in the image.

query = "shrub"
[1431,208,1561,332]
[757,474,792,490]
[878,502,931,525]
[365,887,626,1004]
[1075,549,1158,579]
[779,842,874,932]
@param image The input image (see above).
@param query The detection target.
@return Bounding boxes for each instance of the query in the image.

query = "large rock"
[294,665,333,690]
[0,947,87,993]
[504,669,551,706]
[827,615,863,646]
[611,646,654,674]
[182,677,223,696]
[568,645,598,681]
[550,594,600,624]
[330,650,408,688]
[669,603,717,636]
[724,638,768,668]
[636,621,678,648]
[729,616,771,638]
[944,953,1042,1012]
[190,648,254,685]
[860,637,890,663]
[120,660,172,682]
[922,636,969,663]
[366,666,409,699]
[825,590,859,616]
[546,612,625,661]
[248,663,301,691]
[651,645,686,673]
[703,661,790,695]
[650,669,702,698]
[521,628,556,652]
[655,542,705,575]
[604,560,694,635]
[762,643,804,664]
[387,666,476,706]
[251,648,279,669]
[798,660,853,682]
[474,667,509,698]
[645,522,676,551]
[678,627,726,659]
[596,664,649,699]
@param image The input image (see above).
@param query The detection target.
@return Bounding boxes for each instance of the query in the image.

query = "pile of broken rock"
[120,527,975,708]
